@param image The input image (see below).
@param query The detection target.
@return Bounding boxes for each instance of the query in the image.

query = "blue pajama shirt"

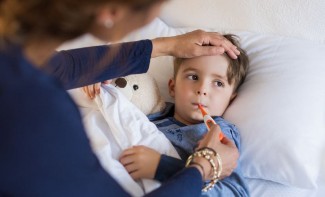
[149,103,250,197]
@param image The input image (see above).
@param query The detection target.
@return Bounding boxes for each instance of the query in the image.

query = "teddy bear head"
[112,73,165,115]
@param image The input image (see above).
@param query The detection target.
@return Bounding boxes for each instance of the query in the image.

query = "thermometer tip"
[198,104,208,116]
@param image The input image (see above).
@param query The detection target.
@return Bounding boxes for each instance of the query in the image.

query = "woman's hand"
[82,80,112,99]
[195,125,239,179]
[119,145,161,180]
[151,30,240,59]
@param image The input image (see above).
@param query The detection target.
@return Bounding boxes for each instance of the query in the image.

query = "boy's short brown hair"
[173,34,249,92]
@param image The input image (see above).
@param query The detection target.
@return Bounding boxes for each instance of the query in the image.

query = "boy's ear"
[168,78,176,98]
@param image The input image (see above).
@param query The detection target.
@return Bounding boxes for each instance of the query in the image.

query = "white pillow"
[123,19,325,189]
[223,32,325,189]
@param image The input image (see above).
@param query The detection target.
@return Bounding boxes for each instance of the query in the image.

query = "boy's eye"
[187,74,198,80]
[214,81,224,87]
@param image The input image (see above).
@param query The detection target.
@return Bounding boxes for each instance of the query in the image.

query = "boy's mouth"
[192,102,207,108]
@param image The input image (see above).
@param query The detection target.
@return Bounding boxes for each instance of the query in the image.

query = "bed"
[59,0,325,196]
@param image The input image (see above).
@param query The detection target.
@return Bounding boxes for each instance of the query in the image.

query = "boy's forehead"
[182,54,228,64]
[180,55,229,72]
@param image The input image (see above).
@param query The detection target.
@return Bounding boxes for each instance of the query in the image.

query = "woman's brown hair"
[0,0,164,42]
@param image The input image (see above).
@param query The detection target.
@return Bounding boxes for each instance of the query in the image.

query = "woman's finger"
[88,85,96,98]
[220,135,237,148]
[102,80,112,84]
[94,83,101,94]
[208,33,240,58]
[82,86,93,99]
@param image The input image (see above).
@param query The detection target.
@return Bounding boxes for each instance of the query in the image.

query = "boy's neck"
[173,113,202,126]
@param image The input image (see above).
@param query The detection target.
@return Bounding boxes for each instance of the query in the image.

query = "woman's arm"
[46,40,152,90]
[146,167,203,197]
[154,154,185,182]
[47,30,240,92]
[151,30,240,59]
[156,156,249,196]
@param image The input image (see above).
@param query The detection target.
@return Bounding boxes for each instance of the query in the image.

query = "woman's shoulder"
[0,40,19,58]
[0,40,25,75]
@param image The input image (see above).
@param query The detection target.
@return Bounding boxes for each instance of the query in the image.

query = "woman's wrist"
[185,147,223,192]
[189,157,212,179]
[188,163,205,179]
[151,36,176,58]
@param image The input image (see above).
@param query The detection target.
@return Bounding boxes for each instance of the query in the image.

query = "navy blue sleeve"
[46,40,152,89]
[0,81,132,197]
[148,167,203,197]
[154,154,185,182]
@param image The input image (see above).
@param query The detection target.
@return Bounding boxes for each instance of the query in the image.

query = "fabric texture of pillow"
[122,18,325,189]
[223,32,325,189]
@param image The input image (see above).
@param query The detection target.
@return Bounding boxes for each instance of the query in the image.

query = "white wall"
[160,0,325,43]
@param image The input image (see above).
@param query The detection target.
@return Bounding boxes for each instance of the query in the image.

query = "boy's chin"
[189,116,204,124]
[178,117,202,125]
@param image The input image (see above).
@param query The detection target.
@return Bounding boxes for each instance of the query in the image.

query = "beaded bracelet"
[185,147,223,192]
[196,147,216,157]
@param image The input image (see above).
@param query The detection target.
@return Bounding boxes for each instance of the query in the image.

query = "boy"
[120,34,250,196]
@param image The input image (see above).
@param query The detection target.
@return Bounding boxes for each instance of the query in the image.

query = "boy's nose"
[197,91,207,96]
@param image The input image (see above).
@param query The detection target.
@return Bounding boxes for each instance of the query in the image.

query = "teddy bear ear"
[115,78,127,88]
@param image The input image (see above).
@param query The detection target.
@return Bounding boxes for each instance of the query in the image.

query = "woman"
[0,0,240,196]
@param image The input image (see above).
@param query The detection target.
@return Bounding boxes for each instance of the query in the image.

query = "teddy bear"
[112,73,166,115]
[68,73,165,116]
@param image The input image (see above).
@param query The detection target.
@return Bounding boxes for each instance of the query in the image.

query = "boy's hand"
[119,145,161,180]
[82,80,112,99]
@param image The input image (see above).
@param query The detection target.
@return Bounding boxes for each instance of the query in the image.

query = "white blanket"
[69,85,179,197]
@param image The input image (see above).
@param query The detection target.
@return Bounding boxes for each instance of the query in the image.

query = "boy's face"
[169,55,237,125]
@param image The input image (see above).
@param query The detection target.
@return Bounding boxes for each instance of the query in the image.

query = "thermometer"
[198,104,224,140]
